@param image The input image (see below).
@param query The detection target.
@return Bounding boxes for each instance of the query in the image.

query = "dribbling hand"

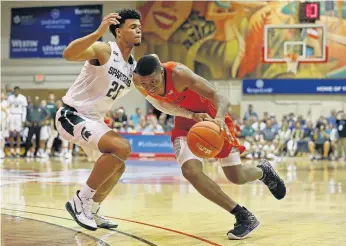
[205,117,231,141]
[192,113,212,122]
[96,13,121,36]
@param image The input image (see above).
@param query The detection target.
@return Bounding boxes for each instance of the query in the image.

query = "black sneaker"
[257,159,286,200]
[227,207,260,240]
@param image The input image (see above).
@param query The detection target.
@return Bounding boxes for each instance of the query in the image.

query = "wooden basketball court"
[1,157,346,245]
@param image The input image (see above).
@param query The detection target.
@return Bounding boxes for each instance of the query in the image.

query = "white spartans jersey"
[7,94,27,115]
[63,41,136,120]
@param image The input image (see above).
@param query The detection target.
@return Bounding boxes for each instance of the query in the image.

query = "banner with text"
[120,134,174,155]
[243,79,346,94]
[10,5,102,58]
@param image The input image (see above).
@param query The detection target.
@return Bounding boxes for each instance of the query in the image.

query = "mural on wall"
[136,1,346,79]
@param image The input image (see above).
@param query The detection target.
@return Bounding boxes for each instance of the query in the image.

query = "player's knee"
[109,139,132,161]
[181,163,202,181]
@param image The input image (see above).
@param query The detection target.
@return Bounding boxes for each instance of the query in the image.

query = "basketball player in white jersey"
[7,87,28,157]
[56,9,142,231]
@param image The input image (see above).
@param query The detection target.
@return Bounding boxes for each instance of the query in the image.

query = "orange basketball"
[187,121,224,158]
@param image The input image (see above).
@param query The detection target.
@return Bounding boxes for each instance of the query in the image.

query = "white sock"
[79,184,96,199]
[91,201,101,214]
[10,148,14,154]
[16,148,20,154]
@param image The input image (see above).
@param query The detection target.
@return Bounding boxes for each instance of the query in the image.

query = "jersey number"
[106,81,125,100]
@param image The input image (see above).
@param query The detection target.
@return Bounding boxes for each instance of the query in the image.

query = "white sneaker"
[65,152,72,159]
[93,208,118,229]
[65,190,97,231]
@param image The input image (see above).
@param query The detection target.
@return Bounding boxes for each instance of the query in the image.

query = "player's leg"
[174,137,258,240]
[22,126,35,157]
[84,148,125,229]
[220,148,286,200]
[15,116,22,156]
[323,141,330,159]
[34,126,41,157]
[57,106,130,231]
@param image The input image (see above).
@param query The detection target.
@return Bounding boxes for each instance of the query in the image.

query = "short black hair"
[135,55,161,76]
[14,86,20,90]
[109,9,141,38]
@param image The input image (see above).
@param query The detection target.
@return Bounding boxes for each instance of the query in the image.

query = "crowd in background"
[1,85,345,161]
[238,105,346,161]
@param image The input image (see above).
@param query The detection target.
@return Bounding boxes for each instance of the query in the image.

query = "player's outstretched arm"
[172,64,231,138]
[172,65,229,119]
[63,13,121,62]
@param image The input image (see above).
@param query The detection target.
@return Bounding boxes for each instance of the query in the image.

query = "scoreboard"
[299,2,321,22]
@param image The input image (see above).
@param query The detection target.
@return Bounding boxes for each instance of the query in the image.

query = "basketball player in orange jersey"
[133,55,286,240]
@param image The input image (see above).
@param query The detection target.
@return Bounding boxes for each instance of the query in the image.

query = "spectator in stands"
[275,121,291,156]
[135,118,148,132]
[243,104,258,121]
[145,106,156,121]
[143,117,164,133]
[328,123,339,160]
[120,120,136,133]
[288,113,296,130]
[261,119,278,159]
[296,115,306,127]
[113,108,128,130]
[104,111,114,128]
[22,97,49,158]
[308,124,331,160]
[241,120,255,159]
[328,109,337,128]
[8,86,28,157]
[251,116,265,131]
[336,112,346,160]
[287,121,305,157]
[158,113,169,132]
[304,120,314,140]
[130,107,142,127]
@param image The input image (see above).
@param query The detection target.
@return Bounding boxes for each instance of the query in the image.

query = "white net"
[285,53,299,74]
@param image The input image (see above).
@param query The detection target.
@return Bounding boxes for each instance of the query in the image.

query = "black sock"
[230,204,243,215]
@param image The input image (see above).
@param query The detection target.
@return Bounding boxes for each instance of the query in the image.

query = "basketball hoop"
[284,53,299,74]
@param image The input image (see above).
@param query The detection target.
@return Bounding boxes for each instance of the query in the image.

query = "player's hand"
[192,113,212,122]
[96,13,121,36]
[206,118,231,141]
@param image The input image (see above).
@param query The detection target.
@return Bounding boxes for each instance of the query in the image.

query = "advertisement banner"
[243,79,346,94]
[120,133,174,155]
[10,5,102,58]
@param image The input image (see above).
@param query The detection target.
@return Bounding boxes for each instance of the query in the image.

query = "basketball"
[187,121,224,158]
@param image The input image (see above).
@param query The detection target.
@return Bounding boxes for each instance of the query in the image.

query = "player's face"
[139,69,165,96]
[119,19,142,47]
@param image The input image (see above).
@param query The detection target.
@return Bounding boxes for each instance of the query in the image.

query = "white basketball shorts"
[56,105,111,162]
[8,114,23,132]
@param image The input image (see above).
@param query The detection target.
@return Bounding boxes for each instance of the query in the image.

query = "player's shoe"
[227,207,260,240]
[257,159,286,200]
[65,190,97,231]
[93,207,118,229]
